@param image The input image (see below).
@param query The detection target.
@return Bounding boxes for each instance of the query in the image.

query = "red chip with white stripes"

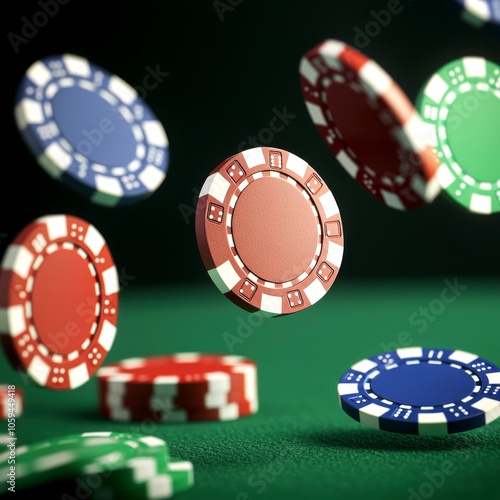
[299,39,440,210]
[0,215,119,390]
[0,385,23,419]
[196,147,344,316]
[97,353,256,393]
[97,353,258,422]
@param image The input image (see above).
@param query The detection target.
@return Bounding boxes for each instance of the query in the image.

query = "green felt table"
[2,280,499,500]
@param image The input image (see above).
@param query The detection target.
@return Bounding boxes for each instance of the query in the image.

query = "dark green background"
[2,1,500,500]
[2,0,500,283]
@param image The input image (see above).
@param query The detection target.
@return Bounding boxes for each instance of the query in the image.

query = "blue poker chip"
[338,348,500,435]
[454,0,500,25]
[14,54,169,206]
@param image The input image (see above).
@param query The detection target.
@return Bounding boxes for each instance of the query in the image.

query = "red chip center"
[231,176,318,284]
[31,248,97,355]
[326,83,401,175]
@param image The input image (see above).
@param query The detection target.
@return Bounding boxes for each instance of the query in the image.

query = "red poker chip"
[196,147,344,316]
[100,398,256,423]
[299,39,440,210]
[0,215,119,390]
[100,376,257,411]
[97,353,257,393]
[0,385,23,419]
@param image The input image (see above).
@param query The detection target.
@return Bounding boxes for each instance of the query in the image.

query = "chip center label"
[31,247,98,355]
[231,176,319,284]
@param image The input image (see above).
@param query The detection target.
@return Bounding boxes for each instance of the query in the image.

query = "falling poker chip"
[416,57,500,214]
[338,347,500,435]
[196,147,344,316]
[14,53,169,206]
[300,39,440,210]
[0,215,119,389]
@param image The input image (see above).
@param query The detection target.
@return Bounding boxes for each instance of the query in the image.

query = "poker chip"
[0,432,169,492]
[299,39,440,210]
[86,456,194,499]
[101,377,254,410]
[0,431,194,499]
[12,456,194,500]
[454,0,500,25]
[97,353,258,422]
[338,347,500,435]
[196,147,344,316]
[0,385,23,419]
[14,54,169,206]
[166,459,195,494]
[0,215,119,390]
[416,57,500,214]
[102,399,256,423]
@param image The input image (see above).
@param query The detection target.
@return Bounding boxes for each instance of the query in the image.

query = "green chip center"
[446,91,500,183]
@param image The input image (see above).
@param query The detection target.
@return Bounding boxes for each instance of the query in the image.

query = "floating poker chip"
[14,54,169,206]
[416,57,500,214]
[0,215,119,390]
[0,385,23,419]
[338,347,500,435]
[454,0,500,25]
[300,39,440,211]
[196,147,344,316]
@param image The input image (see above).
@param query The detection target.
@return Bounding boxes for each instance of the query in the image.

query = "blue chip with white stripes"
[15,54,169,206]
[338,347,500,435]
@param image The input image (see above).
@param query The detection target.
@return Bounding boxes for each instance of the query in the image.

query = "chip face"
[300,39,441,211]
[0,215,119,390]
[417,57,500,214]
[195,147,344,316]
[14,54,169,206]
[338,347,500,435]
[454,0,500,25]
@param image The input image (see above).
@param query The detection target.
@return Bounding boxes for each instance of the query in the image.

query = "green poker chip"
[84,456,194,499]
[416,57,500,214]
[0,432,169,493]
[10,456,195,500]
[167,458,195,494]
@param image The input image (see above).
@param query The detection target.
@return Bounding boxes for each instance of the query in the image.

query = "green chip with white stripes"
[416,57,500,214]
